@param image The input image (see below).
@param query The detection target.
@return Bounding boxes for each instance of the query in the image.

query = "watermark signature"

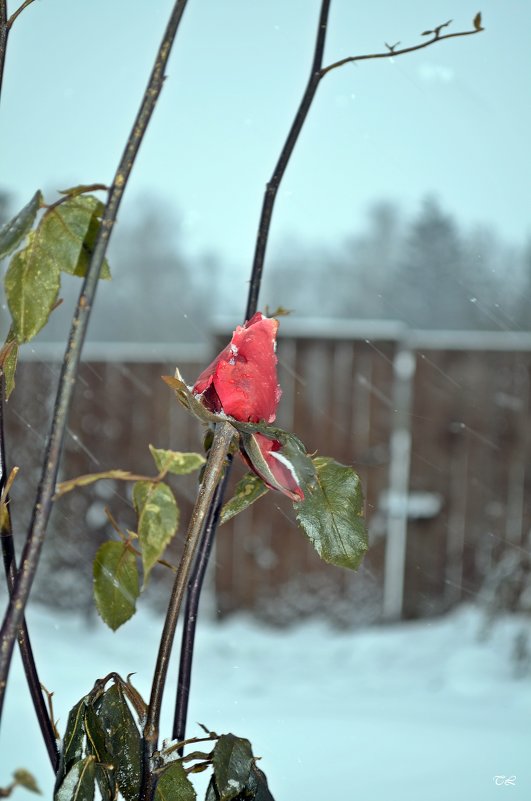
[493,776,516,786]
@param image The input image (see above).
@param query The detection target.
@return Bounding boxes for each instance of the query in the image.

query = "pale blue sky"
[1,0,529,274]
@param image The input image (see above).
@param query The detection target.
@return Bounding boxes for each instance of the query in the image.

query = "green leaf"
[83,704,116,800]
[0,190,42,259]
[149,444,206,475]
[12,769,42,795]
[205,778,219,801]
[54,756,96,801]
[133,481,179,585]
[296,457,367,570]
[212,734,253,801]
[0,335,18,400]
[93,541,140,631]
[39,196,110,279]
[54,696,89,795]
[4,229,61,342]
[96,684,141,801]
[220,473,269,524]
[247,764,276,801]
[155,761,196,801]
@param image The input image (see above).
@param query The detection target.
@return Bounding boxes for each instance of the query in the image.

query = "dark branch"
[0,0,191,725]
[7,0,37,29]
[0,377,59,770]
[172,455,233,749]
[244,0,332,321]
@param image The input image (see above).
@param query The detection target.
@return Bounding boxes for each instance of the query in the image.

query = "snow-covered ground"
[1,604,530,800]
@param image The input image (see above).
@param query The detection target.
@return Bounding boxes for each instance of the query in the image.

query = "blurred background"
[1,1,531,798]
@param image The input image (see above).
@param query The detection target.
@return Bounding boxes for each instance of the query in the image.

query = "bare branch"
[321,17,484,77]
[7,0,37,29]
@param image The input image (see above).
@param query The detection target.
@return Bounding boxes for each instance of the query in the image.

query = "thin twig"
[7,0,37,29]
[172,454,233,748]
[141,422,235,801]
[0,376,59,770]
[320,25,483,77]
[0,0,191,725]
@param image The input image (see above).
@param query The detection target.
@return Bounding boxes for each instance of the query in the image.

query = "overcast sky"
[1,0,529,278]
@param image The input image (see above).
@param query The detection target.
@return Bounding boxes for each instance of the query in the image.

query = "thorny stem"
[141,422,235,801]
[172,455,233,749]
[172,4,484,752]
[172,0,333,750]
[0,378,59,771]
[171,0,333,752]
[0,0,191,725]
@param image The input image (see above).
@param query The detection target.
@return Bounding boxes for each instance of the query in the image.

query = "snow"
[1,604,530,800]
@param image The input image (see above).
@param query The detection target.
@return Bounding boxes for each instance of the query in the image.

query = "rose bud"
[241,432,305,502]
[193,312,281,423]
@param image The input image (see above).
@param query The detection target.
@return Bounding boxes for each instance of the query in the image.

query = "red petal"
[193,313,281,423]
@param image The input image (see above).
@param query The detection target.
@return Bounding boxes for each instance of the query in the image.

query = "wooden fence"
[6,325,531,623]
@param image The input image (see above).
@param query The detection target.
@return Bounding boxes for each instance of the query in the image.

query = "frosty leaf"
[247,764,276,801]
[12,769,42,795]
[95,684,141,801]
[54,696,89,794]
[93,541,140,630]
[149,444,206,475]
[133,481,179,585]
[0,190,42,259]
[83,705,116,800]
[296,457,367,570]
[155,761,196,801]
[212,734,253,801]
[220,472,269,524]
[54,756,96,801]
[4,229,61,342]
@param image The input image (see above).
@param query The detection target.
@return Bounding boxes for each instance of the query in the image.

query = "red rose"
[193,312,281,423]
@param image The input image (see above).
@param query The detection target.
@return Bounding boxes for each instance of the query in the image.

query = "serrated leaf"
[13,769,42,795]
[220,472,269,524]
[0,335,18,399]
[133,481,179,585]
[296,457,367,570]
[93,541,140,631]
[155,761,196,801]
[54,696,89,795]
[149,445,206,475]
[5,230,61,342]
[213,734,253,801]
[0,190,42,259]
[96,684,141,801]
[40,196,110,279]
[54,756,96,801]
